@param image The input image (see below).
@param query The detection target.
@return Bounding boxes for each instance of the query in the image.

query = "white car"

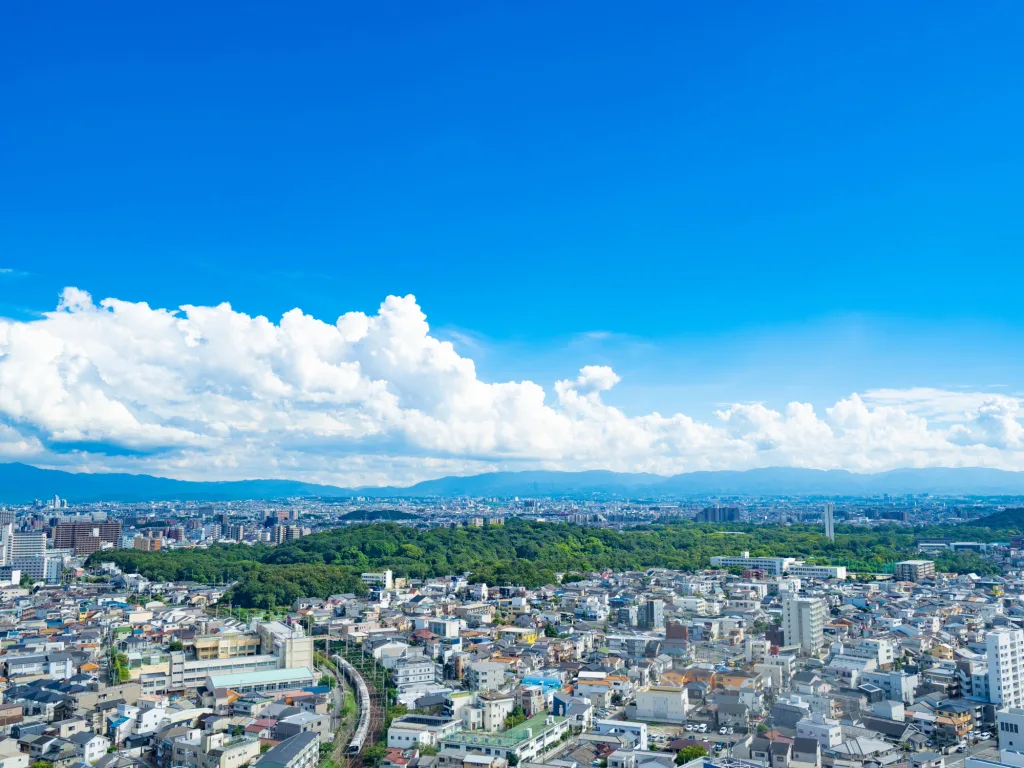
[727,728,735,735]
[699,725,708,733]
[719,727,728,735]
[981,733,993,741]
[686,725,695,732]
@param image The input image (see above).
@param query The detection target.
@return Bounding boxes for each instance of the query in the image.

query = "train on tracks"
[334,654,372,756]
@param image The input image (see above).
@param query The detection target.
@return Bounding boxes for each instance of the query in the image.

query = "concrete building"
[275,712,332,742]
[997,707,1024,754]
[782,596,825,654]
[710,554,794,577]
[52,520,122,555]
[205,667,316,697]
[194,633,262,660]
[256,622,313,671]
[796,714,843,748]
[850,638,896,667]
[823,502,835,543]
[11,555,61,584]
[387,715,461,749]
[134,536,163,552]
[440,712,569,764]
[467,661,508,692]
[361,570,394,589]
[631,686,688,724]
[989,629,1024,708]
[394,655,438,693]
[786,564,847,580]
[640,600,664,630]
[862,670,919,705]
[894,560,936,582]
[592,721,649,750]
[8,532,45,560]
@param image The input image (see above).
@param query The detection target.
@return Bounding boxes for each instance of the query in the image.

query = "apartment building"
[467,661,508,692]
[988,628,1024,708]
[894,560,936,582]
[782,596,825,654]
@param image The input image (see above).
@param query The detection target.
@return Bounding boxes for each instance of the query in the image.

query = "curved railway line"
[325,649,386,768]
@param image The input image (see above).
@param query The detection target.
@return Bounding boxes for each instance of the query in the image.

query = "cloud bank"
[0,288,1021,486]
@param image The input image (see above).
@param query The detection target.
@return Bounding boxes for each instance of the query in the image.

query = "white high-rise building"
[10,532,45,559]
[823,502,835,542]
[988,628,1024,708]
[783,596,826,654]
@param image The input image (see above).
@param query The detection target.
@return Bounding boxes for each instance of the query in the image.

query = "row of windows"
[1001,721,1020,733]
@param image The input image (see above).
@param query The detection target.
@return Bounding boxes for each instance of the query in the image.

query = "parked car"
[727,728,735,735]
[719,727,728,735]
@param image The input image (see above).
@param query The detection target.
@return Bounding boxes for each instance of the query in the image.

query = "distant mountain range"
[0,463,351,504]
[5,462,1024,503]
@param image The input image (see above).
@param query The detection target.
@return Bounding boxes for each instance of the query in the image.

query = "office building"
[988,628,1024,708]
[894,560,936,582]
[823,502,835,542]
[782,596,825,654]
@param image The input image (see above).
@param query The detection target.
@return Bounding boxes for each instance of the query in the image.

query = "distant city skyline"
[3,3,1024,484]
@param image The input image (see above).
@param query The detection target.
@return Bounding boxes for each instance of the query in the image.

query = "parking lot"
[645,721,744,752]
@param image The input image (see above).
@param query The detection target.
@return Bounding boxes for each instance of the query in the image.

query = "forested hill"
[966,507,1024,530]
[89,518,1001,609]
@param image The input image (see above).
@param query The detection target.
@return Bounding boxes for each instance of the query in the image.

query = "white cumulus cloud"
[0,288,1022,486]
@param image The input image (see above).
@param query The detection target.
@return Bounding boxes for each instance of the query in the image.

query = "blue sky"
[1,2,1024,482]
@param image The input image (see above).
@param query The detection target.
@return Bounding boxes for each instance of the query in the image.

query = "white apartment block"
[796,714,843,748]
[847,638,896,667]
[988,629,1024,708]
[783,596,825,654]
[632,686,689,724]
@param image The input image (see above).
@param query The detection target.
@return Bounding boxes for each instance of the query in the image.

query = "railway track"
[331,646,387,768]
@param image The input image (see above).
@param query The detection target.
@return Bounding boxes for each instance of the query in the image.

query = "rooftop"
[207,666,314,689]
[446,713,566,748]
